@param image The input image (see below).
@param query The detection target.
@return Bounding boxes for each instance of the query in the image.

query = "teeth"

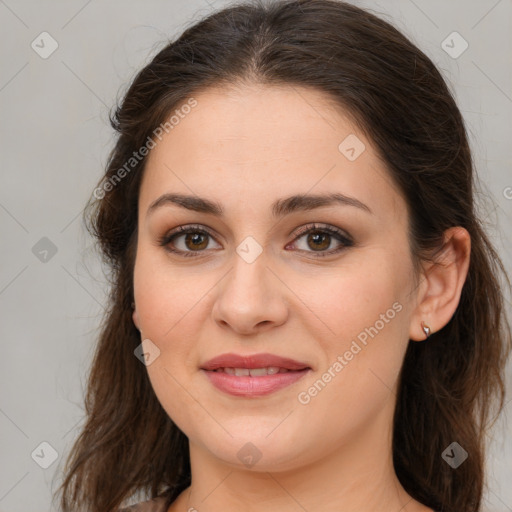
[216,366,287,376]
[248,367,269,376]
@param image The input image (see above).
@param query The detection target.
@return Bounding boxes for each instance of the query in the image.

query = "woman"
[55,1,511,511]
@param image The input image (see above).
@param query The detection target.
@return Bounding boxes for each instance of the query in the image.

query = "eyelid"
[157,224,220,256]
[291,222,352,243]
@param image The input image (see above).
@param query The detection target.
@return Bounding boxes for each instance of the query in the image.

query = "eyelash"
[157,223,354,258]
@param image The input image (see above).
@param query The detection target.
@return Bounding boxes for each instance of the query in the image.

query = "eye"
[158,223,353,258]
[158,224,221,257]
[287,223,353,257]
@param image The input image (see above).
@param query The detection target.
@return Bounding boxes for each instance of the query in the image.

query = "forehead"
[139,84,405,222]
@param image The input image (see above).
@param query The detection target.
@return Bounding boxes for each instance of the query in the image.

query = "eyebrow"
[146,192,372,218]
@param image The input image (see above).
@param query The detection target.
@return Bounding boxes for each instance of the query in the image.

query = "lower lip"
[201,369,311,397]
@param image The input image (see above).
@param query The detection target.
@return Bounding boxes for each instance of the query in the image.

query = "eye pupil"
[308,231,330,251]
[185,233,208,250]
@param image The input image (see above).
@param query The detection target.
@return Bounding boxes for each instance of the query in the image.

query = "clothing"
[120,496,442,511]
[118,496,168,512]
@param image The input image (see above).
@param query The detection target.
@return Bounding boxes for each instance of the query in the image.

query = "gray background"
[0,0,511,511]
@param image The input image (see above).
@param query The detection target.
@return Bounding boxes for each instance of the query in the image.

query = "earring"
[421,321,431,340]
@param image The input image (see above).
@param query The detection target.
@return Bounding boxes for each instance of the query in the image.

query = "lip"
[202,369,311,397]
[200,352,312,397]
[200,352,311,371]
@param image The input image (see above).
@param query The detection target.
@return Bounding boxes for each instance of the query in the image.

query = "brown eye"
[159,223,353,259]
[158,225,221,257]
[183,232,209,251]
[306,231,331,251]
[289,223,353,257]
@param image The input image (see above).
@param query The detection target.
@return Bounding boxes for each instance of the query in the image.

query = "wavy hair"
[55,1,511,511]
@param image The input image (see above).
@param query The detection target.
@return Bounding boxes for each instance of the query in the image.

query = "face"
[132,84,419,472]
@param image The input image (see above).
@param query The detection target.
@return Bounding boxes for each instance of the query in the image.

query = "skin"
[131,83,471,512]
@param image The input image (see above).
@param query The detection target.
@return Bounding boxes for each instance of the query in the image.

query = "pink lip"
[202,368,311,397]
[200,352,312,397]
[200,352,310,371]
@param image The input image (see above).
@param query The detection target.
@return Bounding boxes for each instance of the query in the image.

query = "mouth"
[200,353,312,397]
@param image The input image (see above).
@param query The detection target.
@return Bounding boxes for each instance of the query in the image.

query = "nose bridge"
[225,241,271,306]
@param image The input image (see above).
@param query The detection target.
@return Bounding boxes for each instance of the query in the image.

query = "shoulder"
[119,496,168,512]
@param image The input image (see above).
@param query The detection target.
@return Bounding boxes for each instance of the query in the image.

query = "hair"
[55,1,512,511]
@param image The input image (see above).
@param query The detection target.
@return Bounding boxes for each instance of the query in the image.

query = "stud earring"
[421,321,431,340]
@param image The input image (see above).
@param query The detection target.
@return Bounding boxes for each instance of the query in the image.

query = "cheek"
[133,244,206,339]
[299,251,411,399]
[299,249,409,343]
[133,256,206,435]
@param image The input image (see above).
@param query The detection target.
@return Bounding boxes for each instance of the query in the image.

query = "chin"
[193,422,314,472]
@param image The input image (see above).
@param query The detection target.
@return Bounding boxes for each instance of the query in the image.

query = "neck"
[171,399,429,512]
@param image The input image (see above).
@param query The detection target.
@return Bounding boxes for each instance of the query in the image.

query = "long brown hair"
[54,1,512,511]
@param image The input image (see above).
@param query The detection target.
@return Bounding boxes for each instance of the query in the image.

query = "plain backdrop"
[1,0,511,511]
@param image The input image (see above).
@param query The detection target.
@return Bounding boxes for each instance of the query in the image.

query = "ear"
[132,309,140,331]
[409,227,471,341]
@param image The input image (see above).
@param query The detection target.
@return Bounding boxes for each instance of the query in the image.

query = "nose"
[211,249,288,336]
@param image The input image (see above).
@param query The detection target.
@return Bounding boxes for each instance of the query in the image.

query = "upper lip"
[201,353,311,371]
